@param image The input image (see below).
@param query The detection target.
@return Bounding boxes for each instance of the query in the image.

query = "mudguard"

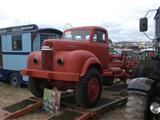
[127,77,154,95]
[53,50,102,77]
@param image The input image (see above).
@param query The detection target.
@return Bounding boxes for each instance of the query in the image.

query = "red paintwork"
[149,51,155,58]
[21,69,79,81]
[21,26,135,90]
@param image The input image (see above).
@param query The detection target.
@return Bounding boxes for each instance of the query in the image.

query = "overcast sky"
[0,0,159,42]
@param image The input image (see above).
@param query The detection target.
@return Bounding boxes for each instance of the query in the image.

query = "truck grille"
[42,48,53,71]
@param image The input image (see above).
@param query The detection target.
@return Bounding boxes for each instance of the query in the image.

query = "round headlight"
[57,58,64,66]
[33,57,39,64]
[150,102,160,114]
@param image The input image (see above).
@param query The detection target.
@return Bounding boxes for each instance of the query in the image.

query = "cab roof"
[64,26,107,32]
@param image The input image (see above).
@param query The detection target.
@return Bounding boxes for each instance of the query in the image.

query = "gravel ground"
[0,83,127,120]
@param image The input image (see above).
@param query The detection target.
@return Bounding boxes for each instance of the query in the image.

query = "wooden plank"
[0,97,42,120]
[49,83,128,120]
[0,109,12,120]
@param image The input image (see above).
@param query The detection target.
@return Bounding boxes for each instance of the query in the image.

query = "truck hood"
[42,39,89,51]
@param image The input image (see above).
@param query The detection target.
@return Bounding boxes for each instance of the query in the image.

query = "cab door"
[0,36,2,69]
[90,30,109,69]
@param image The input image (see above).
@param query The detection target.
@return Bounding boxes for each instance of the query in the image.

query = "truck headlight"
[150,102,160,114]
[57,58,64,66]
[33,57,39,64]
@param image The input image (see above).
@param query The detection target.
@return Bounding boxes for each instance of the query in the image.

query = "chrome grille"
[41,46,53,70]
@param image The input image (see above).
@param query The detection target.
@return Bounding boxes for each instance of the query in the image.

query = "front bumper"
[20,69,79,82]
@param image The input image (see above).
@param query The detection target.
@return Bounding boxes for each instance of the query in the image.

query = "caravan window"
[40,34,57,46]
[12,35,22,50]
[40,34,57,41]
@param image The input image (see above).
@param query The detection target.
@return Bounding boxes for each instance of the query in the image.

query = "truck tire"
[29,77,50,97]
[125,93,148,120]
[76,68,102,108]
[9,73,21,87]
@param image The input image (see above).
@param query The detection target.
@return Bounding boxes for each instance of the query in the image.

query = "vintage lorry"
[21,26,136,107]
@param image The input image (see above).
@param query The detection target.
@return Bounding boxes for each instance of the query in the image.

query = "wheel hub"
[11,77,18,86]
[88,77,100,101]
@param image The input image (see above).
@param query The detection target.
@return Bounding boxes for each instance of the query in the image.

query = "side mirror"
[139,17,148,32]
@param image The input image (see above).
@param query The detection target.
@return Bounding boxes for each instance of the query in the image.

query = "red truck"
[21,26,136,107]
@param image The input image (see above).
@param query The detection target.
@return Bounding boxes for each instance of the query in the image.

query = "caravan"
[0,24,62,86]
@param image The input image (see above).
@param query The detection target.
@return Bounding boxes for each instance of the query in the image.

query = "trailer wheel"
[9,73,20,87]
[125,94,148,120]
[76,68,102,108]
[29,77,50,97]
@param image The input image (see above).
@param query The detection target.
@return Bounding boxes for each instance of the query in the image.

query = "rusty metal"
[0,97,42,120]
[75,112,94,120]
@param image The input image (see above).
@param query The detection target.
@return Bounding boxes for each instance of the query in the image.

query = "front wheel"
[76,68,102,108]
[29,77,51,97]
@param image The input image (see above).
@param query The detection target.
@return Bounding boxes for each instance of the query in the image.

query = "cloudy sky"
[0,0,159,42]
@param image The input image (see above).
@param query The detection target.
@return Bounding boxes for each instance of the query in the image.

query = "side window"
[93,30,106,43]
[12,35,22,50]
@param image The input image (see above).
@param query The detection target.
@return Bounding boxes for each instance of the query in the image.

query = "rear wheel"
[76,68,102,108]
[9,73,20,87]
[29,77,51,97]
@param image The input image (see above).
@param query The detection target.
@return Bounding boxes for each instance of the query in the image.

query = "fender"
[127,77,154,95]
[27,51,42,69]
[80,57,102,77]
[54,50,101,75]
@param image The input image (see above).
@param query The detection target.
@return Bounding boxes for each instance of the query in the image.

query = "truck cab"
[61,26,110,68]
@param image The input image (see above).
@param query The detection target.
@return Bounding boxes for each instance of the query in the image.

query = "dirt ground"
[0,83,126,120]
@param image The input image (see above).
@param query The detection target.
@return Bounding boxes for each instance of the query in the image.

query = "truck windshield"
[62,29,90,41]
